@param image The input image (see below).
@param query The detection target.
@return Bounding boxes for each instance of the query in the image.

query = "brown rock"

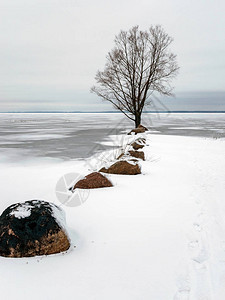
[131,142,144,150]
[116,152,139,162]
[99,161,141,175]
[0,200,70,258]
[137,124,148,131]
[128,124,148,135]
[128,150,145,160]
[74,172,112,189]
[128,127,145,135]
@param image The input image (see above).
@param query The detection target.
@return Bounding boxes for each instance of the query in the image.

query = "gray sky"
[0,0,224,112]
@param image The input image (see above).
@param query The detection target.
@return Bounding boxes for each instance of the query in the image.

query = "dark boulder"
[99,161,141,175]
[74,172,112,189]
[0,200,70,258]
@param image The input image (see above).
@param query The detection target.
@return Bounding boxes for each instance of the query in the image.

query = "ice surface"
[0,113,224,162]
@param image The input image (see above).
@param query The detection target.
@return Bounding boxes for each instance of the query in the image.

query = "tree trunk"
[135,114,141,128]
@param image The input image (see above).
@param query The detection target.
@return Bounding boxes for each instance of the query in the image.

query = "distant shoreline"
[0,111,225,114]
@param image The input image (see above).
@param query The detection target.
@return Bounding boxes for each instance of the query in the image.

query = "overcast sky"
[0,0,224,112]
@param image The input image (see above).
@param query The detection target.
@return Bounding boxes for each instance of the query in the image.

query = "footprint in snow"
[193,222,203,232]
[192,246,209,264]
[174,266,191,300]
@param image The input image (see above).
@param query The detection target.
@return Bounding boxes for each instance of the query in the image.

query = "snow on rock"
[49,202,70,238]
[9,202,33,219]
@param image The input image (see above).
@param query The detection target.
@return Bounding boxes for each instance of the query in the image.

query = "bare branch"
[91,25,179,127]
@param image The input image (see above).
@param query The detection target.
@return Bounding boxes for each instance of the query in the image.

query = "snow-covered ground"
[0,113,225,299]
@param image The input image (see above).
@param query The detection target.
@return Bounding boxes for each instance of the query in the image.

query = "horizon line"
[1,110,225,114]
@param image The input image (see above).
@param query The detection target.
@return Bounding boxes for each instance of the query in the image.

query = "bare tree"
[91,25,179,127]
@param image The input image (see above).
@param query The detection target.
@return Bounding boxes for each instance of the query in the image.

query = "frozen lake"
[0,112,224,161]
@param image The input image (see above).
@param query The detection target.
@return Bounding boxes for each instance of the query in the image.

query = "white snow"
[9,203,33,219]
[49,202,70,240]
[0,115,225,299]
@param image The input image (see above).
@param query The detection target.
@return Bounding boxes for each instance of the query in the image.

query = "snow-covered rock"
[0,200,70,257]
[74,172,113,189]
[99,160,141,175]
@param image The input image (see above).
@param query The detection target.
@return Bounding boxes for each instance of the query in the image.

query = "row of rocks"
[73,134,148,186]
[0,125,148,258]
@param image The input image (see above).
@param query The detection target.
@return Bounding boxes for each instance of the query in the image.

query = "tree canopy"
[91,25,179,127]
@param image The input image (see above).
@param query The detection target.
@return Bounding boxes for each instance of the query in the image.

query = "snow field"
[0,132,224,299]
